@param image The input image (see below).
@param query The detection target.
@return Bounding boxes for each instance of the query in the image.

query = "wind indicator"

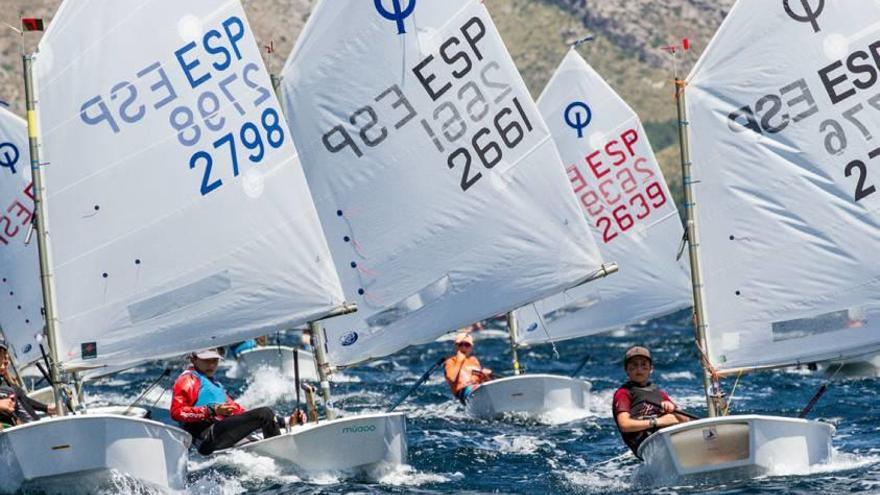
[21,18,45,32]
[569,34,595,48]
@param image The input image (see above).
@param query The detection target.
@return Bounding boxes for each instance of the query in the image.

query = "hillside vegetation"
[0,0,733,205]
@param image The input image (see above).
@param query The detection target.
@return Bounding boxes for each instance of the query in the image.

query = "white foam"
[236,367,297,409]
[224,361,242,380]
[377,464,454,486]
[774,449,880,477]
[536,407,596,426]
[189,449,302,487]
[660,371,696,380]
[491,434,552,455]
[187,470,245,495]
[330,371,361,383]
[590,388,617,419]
[401,399,468,421]
[559,459,635,493]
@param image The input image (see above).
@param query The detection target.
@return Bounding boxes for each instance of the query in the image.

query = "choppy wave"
[61,308,880,494]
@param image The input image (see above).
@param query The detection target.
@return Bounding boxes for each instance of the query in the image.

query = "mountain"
[0,0,734,204]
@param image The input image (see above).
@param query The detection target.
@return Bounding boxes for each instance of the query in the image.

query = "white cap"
[190,348,223,360]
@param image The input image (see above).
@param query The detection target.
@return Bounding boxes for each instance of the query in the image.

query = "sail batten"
[35,0,345,370]
[281,0,605,367]
[687,1,880,371]
[517,49,691,345]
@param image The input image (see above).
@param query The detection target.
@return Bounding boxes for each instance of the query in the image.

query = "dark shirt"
[612,383,673,456]
[1,377,47,422]
[0,411,18,429]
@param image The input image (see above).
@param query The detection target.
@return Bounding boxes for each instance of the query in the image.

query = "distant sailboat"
[523,49,691,344]
[637,1,880,485]
[467,48,690,420]
[274,0,608,469]
[234,340,319,382]
[0,0,351,491]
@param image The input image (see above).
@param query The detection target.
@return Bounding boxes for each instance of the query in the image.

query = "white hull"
[821,353,880,377]
[0,414,190,494]
[236,412,406,474]
[436,329,509,342]
[636,415,834,486]
[465,374,591,419]
[26,385,55,406]
[237,346,318,381]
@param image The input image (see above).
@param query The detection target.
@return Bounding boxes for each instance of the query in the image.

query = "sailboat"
[636,1,880,485]
[233,334,319,382]
[0,0,360,491]
[466,48,691,420]
[0,106,43,369]
[270,0,608,468]
[0,107,143,414]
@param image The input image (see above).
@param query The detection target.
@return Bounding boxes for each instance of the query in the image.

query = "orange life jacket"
[444,353,487,396]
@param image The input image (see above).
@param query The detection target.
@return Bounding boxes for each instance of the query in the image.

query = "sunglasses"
[456,342,473,347]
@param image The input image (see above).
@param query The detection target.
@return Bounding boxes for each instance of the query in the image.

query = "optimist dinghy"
[0,97,191,494]
[273,0,607,465]
[0,0,357,491]
[636,1,880,486]
[236,345,319,382]
[467,49,690,420]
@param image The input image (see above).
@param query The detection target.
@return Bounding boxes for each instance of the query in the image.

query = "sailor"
[444,332,494,404]
[226,339,257,359]
[171,348,306,455]
[612,345,690,457]
[0,341,55,421]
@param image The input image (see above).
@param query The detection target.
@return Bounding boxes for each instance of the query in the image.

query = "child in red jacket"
[171,349,304,455]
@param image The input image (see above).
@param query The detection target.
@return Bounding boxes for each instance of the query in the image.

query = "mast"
[673,63,724,417]
[506,263,618,374]
[309,320,335,420]
[21,53,66,416]
[506,311,521,375]
[309,303,357,421]
[270,74,282,101]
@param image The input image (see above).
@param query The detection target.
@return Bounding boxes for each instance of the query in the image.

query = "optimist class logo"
[374,0,416,35]
[564,101,593,138]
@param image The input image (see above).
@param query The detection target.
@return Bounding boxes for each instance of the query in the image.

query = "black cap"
[0,341,7,351]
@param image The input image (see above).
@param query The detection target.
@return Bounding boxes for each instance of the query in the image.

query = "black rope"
[387,356,445,412]
[294,348,301,410]
[570,354,591,378]
[799,362,844,418]
[37,344,53,385]
[124,367,172,416]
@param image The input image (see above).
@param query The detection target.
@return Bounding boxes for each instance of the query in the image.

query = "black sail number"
[845,159,876,202]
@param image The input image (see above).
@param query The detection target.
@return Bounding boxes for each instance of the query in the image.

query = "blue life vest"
[188,371,228,407]
[230,339,257,358]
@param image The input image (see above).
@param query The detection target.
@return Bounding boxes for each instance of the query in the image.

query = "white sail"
[0,108,44,366]
[687,1,880,372]
[34,0,345,370]
[280,0,605,366]
[517,49,691,345]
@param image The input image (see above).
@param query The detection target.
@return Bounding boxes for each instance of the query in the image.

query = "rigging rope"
[722,370,743,416]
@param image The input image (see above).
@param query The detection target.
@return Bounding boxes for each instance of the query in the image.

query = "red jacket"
[170,368,246,423]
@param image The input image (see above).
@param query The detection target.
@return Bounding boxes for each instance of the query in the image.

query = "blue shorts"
[456,385,475,404]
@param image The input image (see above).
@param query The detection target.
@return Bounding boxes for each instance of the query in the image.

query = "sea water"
[79,309,880,494]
